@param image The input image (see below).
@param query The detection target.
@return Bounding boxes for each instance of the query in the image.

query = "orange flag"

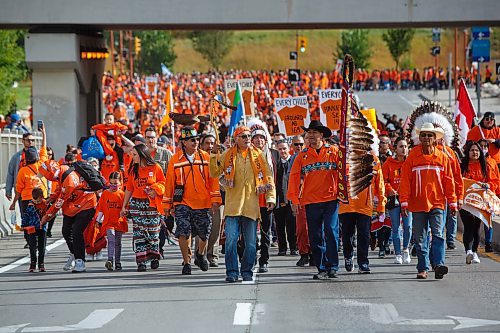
[160,83,173,132]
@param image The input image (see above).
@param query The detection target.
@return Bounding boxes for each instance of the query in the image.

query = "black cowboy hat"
[301,120,332,138]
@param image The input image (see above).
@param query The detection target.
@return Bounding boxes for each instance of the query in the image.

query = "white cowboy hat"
[416,122,444,140]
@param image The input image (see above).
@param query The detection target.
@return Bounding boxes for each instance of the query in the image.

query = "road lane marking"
[241,266,258,284]
[0,309,124,332]
[397,93,419,107]
[233,303,254,325]
[0,238,66,274]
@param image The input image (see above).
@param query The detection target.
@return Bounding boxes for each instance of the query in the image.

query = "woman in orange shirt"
[459,142,499,265]
[121,144,165,272]
[96,172,128,271]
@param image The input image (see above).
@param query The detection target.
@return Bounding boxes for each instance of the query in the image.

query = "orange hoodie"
[92,123,128,156]
[16,146,49,200]
[381,156,405,195]
[339,157,386,216]
[165,149,221,210]
[45,165,98,218]
[462,159,499,195]
[399,146,457,212]
[287,144,339,206]
[438,144,464,202]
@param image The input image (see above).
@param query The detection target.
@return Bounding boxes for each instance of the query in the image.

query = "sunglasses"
[145,136,156,139]
[24,139,35,142]
[419,133,435,138]
[293,143,304,147]
[238,134,251,140]
[484,117,494,121]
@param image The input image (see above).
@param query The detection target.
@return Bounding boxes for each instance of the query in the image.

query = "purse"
[386,195,400,210]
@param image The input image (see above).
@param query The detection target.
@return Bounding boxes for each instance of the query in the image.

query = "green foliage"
[136,31,176,74]
[382,29,415,70]
[335,30,371,69]
[0,30,28,114]
[189,31,234,70]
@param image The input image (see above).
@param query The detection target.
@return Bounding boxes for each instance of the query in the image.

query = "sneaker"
[182,263,192,275]
[72,259,86,273]
[378,248,385,258]
[258,264,268,273]
[209,261,219,268]
[327,270,338,278]
[290,250,299,256]
[105,260,113,271]
[63,254,75,271]
[313,271,329,280]
[225,276,238,283]
[29,262,36,273]
[485,244,493,253]
[472,252,480,264]
[38,263,46,272]
[447,243,456,250]
[384,245,391,255]
[296,255,309,267]
[115,263,122,271]
[151,259,160,270]
[345,258,354,272]
[195,252,209,272]
[466,250,473,265]
[416,271,428,279]
[137,263,147,272]
[270,241,278,248]
[394,255,403,265]
[402,249,411,264]
[85,254,94,262]
[358,264,371,274]
[434,265,448,279]
[277,251,286,256]
[242,275,253,282]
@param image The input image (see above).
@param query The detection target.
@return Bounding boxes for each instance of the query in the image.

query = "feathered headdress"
[406,101,461,150]
[247,117,272,147]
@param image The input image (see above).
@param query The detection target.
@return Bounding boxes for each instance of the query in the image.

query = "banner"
[145,76,158,96]
[319,89,342,133]
[360,108,378,131]
[462,178,500,227]
[337,70,349,204]
[274,96,310,138]
[224,78,255,116]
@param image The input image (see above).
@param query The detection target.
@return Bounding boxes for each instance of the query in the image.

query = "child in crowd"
[22,188,49,272]
[95,171,128,270]
[92,113,127,171]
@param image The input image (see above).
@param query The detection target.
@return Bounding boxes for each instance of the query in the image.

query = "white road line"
[0,238,66,274]
[233,303,254,326]
[397,93,419,108]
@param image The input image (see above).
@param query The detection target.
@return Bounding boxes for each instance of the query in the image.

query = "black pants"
[259,207,272,265]
[460,210,482,252]
[377,226,391,249]
[25,229,47,264]
[340,213,371,266]
[62,208,95,260]
[274,204,297,253]
[159,215,174,253]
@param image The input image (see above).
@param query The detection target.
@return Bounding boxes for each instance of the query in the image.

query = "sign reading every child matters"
[224,78,255,116]
[274,96,311,138]
[319,89,342,132]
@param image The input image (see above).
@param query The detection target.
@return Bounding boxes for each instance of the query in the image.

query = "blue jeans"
[305,200,339,272]
[412,209,445,272]
[388,207,412,255]
[445,205,457,245]
[484,224,493,245]
[224,216,257,279]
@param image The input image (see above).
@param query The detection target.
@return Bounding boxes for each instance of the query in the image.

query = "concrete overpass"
[1,0,499,156]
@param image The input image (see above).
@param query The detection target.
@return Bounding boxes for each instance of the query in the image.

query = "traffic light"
[299,36,307,53]
[134,37,141,55]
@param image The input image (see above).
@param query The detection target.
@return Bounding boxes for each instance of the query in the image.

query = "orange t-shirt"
[96,189,128,232]
[15,147,48,200]
[101,150,120,182]
[382,156,405,194]
[126,164,166,203]
[277,106,308,137]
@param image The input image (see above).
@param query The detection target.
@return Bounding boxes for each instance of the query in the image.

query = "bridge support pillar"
[25,32,106,157]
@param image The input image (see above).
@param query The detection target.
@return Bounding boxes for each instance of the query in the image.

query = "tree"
[335,30,371,69]
[382,28,415,70]
[136,31,176,74]
[0,30,27,114]
[189,31,234,70]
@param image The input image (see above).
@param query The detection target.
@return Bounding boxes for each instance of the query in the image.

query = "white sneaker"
[472,252,481,264]
[466,250,473,264]
[402,249,411,264]
[63,254,75,271]
[72,259,86,272]
[95,252,104,261]
[394,254,403,264]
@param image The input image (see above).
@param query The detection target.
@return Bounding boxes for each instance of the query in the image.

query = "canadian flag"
[453,79,476,145]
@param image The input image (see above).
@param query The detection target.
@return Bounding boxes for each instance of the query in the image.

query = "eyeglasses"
[419,133,435,138]
[293,143,304,147]
[24,139,35,142]
[238,134,251,140]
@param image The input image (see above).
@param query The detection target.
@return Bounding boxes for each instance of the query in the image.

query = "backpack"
[62,161,106,192]
[81,136,105,160]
